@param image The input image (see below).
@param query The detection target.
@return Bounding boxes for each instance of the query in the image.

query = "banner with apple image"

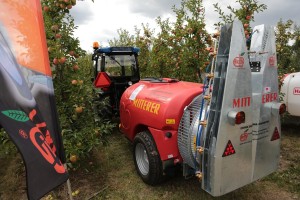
[0,0,68,199]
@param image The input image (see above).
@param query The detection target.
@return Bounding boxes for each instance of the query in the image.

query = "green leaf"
[240,52,245,56]
[1,110,29,122]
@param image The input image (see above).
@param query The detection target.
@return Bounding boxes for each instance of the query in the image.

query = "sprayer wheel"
[133,131,163,185]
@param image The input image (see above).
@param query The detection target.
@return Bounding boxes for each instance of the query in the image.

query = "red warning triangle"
[222,140,236,157]
[271,127,280,141]
[94,72,111,88]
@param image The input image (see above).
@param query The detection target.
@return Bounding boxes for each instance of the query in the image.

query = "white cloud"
[126,0,181,18]
[71,0,300,52]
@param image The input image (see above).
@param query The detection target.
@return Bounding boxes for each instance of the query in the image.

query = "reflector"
[235,111,245,124]
[222,140,236,157]
[94,72,111,88]
[271,127,280,141]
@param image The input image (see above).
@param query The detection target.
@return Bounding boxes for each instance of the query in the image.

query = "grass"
[0,126,299,200]
[264,125,300,195]
[83,126,300,200]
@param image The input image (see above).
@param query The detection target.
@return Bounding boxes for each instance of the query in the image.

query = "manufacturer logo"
[233,96,251,108]
[233,56,245,68]
[19,129,28,139]
[1,109,65,174]
[133,98,161,115]
[293,87,300,95]
[240,132,248,142]
[262,92,278,103]
[30,127,65,173]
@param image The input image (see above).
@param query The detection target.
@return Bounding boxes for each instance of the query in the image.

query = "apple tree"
[41,0,114,169]
[214,0,267,48]
[108,25,154,78]
[157,0,211,81]
[290,25,300,72]
[275,19,295,78]
[275,19,300,86]
[149,0,212,82]
[109,0,211,82]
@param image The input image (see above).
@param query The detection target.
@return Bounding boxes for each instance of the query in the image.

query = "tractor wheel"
[133,131,163,185]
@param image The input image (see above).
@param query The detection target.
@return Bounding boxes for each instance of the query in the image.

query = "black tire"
[133,131,163,185]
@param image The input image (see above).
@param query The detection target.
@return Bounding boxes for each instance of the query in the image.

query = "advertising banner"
[0,0,68,199]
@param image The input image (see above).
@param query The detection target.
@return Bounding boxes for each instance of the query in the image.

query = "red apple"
[43,6,50,12]
[67,5,72,9]
[59,57,66,64]
[55,33,62,39]
[69,51,75,56]
[246,15,251,20]
[244,23,249,28]
[71,80,78,85]
[53,58,59,65]
[75,106,83,113]
[72,65,79,71]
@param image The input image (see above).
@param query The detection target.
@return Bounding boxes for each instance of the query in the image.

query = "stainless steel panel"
[177,21,281,197]
[249,25,281,181]
[203,21,254,196]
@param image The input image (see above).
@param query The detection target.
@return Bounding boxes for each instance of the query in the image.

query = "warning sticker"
[264,86,271,93]
[293,87,300,95]
[166,119,175,124]
[129,85,144,100]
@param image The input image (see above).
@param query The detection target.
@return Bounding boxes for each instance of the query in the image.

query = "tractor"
[93,21,286,196]
[92,45,140,118]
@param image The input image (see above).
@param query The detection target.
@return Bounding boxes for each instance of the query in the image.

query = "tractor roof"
[96,47,140,54]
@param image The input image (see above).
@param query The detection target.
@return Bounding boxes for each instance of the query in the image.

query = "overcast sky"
[70,0,300,52]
